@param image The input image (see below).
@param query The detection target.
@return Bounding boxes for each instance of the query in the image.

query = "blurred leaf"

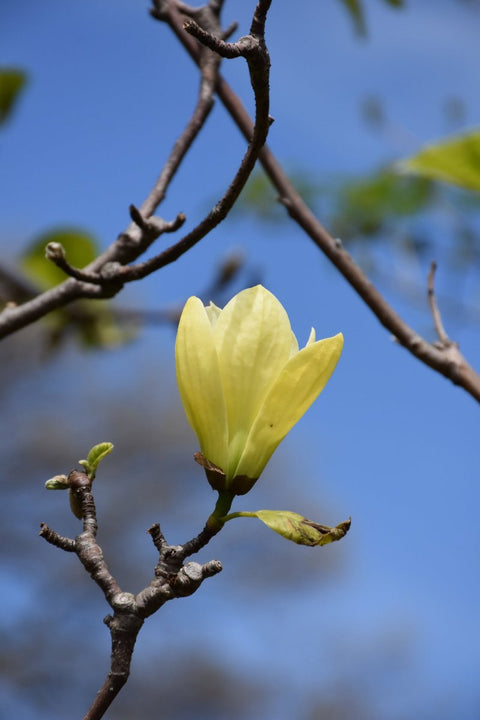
[0,68,27,125]
[21,228,97,289]
[49,298,136,350]
[397,129,480,192]
[20,229,134,350]
[337,0,404,36]
[339,0,366,36]
[240,169,320,222]
[240,172,278,220]
[331,170,433,241]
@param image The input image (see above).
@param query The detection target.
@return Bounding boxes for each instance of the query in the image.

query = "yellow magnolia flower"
[175,285,343,495]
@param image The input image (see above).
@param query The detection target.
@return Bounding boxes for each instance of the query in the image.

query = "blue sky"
[2,1,480,718]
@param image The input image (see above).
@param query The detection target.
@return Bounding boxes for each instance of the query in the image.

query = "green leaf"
[79,442,113,481]
[0,69,27,125]
[338,0,366,36]
[21,229,98,290]
[397,129,480,192]
[239,169,320,223]
[228,510,351,547]
[19,230,134,350]
[330,170,433,242]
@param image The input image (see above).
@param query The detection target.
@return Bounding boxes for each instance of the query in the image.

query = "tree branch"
[427,261,451,345]
[0,2,221,339]
[41,469,222,720]
[111,0,271,283]
[158,1,480,404]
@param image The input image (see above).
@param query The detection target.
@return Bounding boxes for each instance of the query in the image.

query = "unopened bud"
[45,242,66,262]
[45,474,69,490]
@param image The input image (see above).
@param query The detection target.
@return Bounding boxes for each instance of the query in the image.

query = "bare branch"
[42,467,222,720]
[112,1,271,283]
[0,0,273,341]
[39,522,76,552]
[158,1,480,404]
[0,2,221,339]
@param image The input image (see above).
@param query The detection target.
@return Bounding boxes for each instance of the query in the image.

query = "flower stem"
[206,490,236,531]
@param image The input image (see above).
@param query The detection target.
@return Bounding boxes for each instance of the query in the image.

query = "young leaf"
[78,442,113,481]
[19,229,134,350]
[229,510,351,547]
[397,129,480,192]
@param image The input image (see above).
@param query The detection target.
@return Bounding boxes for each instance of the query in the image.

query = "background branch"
[114,0,271,283]
[427,261,451,346]
[0,0,272,341]
[0,2,223,339]
[158,0,480,404]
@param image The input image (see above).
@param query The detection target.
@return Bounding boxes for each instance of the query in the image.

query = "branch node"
[111,592,137,613]
[184,19,243,59]
[99,262,124,281]
[129,204,148,230]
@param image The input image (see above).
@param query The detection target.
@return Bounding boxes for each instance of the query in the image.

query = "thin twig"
[0,3,220,339]
[39,523,76,552]
[427,261,451,345]
[108,1,270,284]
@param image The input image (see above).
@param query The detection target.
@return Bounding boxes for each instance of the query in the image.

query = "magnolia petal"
[205,301,221,327]
[213,286,296,476]
[234,333,343,479]
[289,329,299,356]
[175,297,229,471]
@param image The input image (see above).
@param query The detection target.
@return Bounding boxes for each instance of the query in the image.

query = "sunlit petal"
[234,333,344,479]
[175,296,229,471]
[213,286,295,476]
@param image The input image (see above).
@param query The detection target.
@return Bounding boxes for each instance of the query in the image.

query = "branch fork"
[41,468,222,720]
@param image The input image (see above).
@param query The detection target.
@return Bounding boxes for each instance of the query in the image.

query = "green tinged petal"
[175,297,229,472]
[234,333,344,479]
[213,286,295,477]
